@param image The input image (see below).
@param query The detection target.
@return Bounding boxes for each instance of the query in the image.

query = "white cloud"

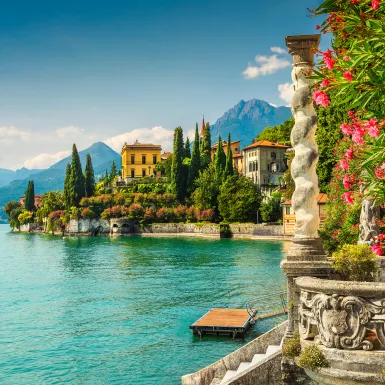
[278,82,295,105]
[0,126,31,144]
[104,126,175,153]
[270,47,287,54]
[23,150,71,169]
[243,55,290,79]
[56,126,84,138]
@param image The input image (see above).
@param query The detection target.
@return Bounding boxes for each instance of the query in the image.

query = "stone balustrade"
[296,277,385,351]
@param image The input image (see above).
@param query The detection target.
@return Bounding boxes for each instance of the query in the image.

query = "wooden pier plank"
[191,308,253,328]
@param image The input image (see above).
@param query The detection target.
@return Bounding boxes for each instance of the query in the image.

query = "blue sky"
[0,0,329,170]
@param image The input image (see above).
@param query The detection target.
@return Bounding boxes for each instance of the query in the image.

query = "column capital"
[285,34,320,66]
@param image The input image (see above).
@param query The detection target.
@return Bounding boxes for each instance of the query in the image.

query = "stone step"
[265,345,281,356]
[236,361,252,374]
[251,353,266,365]
[220,370,238,384]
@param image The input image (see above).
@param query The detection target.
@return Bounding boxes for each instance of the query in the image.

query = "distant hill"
[0,142,121,218]
[0,167,43,188]
[211,99,292,148]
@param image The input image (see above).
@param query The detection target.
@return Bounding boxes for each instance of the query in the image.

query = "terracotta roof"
[211,140,241,149]
[161,152,173,159]
[243,140,289,151]
[122,141,162,151]
[232,153,243,159]
[281,193,327,206]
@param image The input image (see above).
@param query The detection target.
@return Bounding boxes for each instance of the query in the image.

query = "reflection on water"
[0,226,287,385]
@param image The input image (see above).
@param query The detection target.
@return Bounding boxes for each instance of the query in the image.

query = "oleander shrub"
[297,345,328,372]
[200,209,215,222]
[173,205,187,222]
[156,208,175,223]
[128,204,144,220]
[186,206,200,222]
[81,207,97,220]
[101,206,128,220]
[332,244,378,282]
[143,207,157,223]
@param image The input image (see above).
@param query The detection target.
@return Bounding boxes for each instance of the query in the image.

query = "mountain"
[211,99,292,147]
[0,167,43,188]
[0,142,121,218]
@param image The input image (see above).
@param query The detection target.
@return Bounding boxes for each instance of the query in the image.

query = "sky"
[0,0,330,170]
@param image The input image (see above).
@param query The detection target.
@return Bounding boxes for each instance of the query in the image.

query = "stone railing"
[296,277,385,351]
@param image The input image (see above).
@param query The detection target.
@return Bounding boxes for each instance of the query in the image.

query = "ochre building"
[121,140,162,179]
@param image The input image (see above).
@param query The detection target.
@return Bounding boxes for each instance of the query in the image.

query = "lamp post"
[281,35,331,339]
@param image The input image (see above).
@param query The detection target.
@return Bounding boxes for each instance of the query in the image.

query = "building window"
[271,152,276,159]
[142,155,146,164]
[267,164,270,171]
[131,169,135,178]
[153,155,157,164]
[271,162,278,172]
[286,207,291,215]
[142,168,146,177]
[249,162,253,172]
[255,161,258,171]
[131,155,135,164]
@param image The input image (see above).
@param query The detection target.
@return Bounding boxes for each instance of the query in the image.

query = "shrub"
[186,206,200,222]
[128,204,144,220]
[47,210,66,231]
[332,244,378,282]
[297,345,328,372]
[156,208,175,223]
[173,205,187,222]
[18,210,33,225]
[69,206,81,220]
[200,209,215,222]
[144,207,157,223]
[282,336,301,359]
[101,206,128,220]
[81,207,97,219]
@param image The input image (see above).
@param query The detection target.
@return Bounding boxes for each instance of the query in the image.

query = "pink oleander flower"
[345,148,354,160]
[372,0,380,9]
[352,124,366,145]
[372,243,383,256]
[343,56,351,61]
[351,0,359,3]
[316,25,321,30]
[342,192,354,205]
[340,123,353,135]
[343,71,353,82]
[343,174,354,189]
[381,162,385,170]
[378,234,385,242]
[348,110,355,119]
[324,56,335,70]
[340,159,350,170]
[365,118,379,138]
[321,78,330,88]
[313,90,330,107]
[375,168,385,179]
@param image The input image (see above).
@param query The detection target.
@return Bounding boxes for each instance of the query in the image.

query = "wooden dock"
[190,308,257,338]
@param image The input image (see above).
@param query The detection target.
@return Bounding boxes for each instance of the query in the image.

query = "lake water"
[0,224,287,384]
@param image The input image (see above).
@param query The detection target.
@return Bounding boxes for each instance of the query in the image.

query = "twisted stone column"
[281,35,331,339]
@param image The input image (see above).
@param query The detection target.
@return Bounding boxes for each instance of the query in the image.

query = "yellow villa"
[121,140,162,180]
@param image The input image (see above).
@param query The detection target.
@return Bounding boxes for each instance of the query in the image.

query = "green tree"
[110,161,117,179]
[63,164,72,209]
[69,144,85,207]
[218,175,263,222]
[24,181,35,211]
[259,192,282,222]
[224,133,234,179]
[214,136,226,180]
[192,163,221,211]
[84,154,95,197]
[188,124,201,191]
[36,191,64,222]
[170,127,185,201]
[200,121,212,169]
[184,137,191,158]
[5,201,23,229]
[316,103,347,192]
[257,117,294,145]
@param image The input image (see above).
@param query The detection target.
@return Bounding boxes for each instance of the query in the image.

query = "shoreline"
[10,228,292,242]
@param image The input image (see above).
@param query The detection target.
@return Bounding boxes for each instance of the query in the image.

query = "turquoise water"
[0,224,287,384]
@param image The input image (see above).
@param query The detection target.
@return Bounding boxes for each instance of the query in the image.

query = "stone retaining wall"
[66,219,110,235]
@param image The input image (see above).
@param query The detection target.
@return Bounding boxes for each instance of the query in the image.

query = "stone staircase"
[210,344,282,385]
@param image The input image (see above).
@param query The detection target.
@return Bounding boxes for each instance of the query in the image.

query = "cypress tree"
[69,144,85,207]
[105,169,109,180]
[200,121,212,169]
[184,137,191,158]
[188,124,201,191]
[63,163,72,209]
[110,161,117,179]
[214,136,226,180]
[170,127,185,201]
[24,181,35,211]
[84,154,95,198]
[224,133,234,179]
